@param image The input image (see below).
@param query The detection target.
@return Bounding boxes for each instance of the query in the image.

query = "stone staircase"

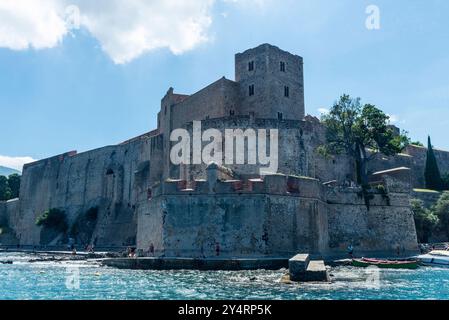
[288,254,330,282]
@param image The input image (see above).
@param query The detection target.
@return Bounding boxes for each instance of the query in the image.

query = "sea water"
[1,252,449,300]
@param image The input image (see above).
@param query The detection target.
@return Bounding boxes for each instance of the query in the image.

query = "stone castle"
[2,44,449,258]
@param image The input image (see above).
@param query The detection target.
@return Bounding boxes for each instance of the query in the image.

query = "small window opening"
[248,61,254,71]
[280,61,286,72]
[249,85,255,96]
[284,86,289,98]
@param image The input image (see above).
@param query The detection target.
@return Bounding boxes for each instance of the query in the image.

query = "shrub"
[36,209,68,232]
[411,199,439,243]
[433,192,449,239]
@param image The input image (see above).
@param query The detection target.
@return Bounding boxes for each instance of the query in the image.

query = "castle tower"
[235,44,305,120]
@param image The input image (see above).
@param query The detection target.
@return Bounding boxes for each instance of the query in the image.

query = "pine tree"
[425,136,444,191]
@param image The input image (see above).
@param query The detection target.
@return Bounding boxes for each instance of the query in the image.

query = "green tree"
[36,208,68,233]
[7,174,21,199]
[433,192,449,240]
[0,176,12,201]
[411,199,439,243]
[425,136,444,191]
[320,94,409,186]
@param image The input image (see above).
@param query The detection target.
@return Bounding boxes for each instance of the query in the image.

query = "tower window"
[278,112,283,120]
[230,110,235,116]
[280,61,286,72]
[249,85,255,96]
[284,86,289,98]
[248,61,254,71]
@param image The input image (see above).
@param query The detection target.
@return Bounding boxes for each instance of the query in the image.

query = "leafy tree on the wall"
[7,174,20,199]
[411,199,439,243]
[433,192,449,240]
[425,136,444,191]
[319,94,409,187]
[0,176,12,201]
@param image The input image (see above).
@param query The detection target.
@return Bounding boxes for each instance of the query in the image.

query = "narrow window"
[284,86,289,98]
[248,61,254,71]
[280,61,286,72]
[249,85,255,96]
[164,105,167,115]
[278,112,283,120]
[229,110,235,116]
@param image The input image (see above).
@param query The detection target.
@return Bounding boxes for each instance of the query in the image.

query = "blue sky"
[1,0,449,170]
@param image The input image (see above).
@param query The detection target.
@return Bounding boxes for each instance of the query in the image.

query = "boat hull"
[417,254,449,268]
[352,258,419,269]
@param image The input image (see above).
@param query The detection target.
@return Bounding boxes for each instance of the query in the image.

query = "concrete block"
[304,260,330,282]
[288,254,310,281]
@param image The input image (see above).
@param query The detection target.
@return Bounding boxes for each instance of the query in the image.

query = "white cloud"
[76,0,214,64]
[0,0,67,50]
[0,0,222,64]
[0,155,37,172]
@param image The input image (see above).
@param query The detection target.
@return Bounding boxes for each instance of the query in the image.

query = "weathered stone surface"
[288,254,310,281]
[0,43,427,258]
[304,260,330,282]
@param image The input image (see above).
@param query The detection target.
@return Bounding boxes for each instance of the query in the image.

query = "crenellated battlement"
[150,170,411,212]
[150,172,325,199]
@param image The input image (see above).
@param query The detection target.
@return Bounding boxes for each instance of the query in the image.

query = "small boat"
[352,258,419,269]
[417,251,449,268]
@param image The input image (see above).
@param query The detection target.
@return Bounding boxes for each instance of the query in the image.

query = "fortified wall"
[137,166,418,258]
[0,43,439,255]
[168,115,353,184]
[0,132,163,247]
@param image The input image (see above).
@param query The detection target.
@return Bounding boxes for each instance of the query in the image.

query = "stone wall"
[7,131,164,247]
[235,44,305,120]
[412,190,442,208]
[326,184,418,256]
[369,145,449,188]
[170,78,241,131]
[0,199,20,245]
[137,172,418,258]
[168,116,354,184]
[137,174,329,258]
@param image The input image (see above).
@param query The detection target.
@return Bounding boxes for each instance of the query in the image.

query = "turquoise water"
[1,253,449,300]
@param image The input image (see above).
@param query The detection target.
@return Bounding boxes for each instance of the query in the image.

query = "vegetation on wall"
[35,208,68,233]
[433,192,449,240]
[410,141,424,147]
[425,136,444,191]
[319,94,409,187]
[411,199,439,243]
[0,174,21,201]
[412,192,449,243]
